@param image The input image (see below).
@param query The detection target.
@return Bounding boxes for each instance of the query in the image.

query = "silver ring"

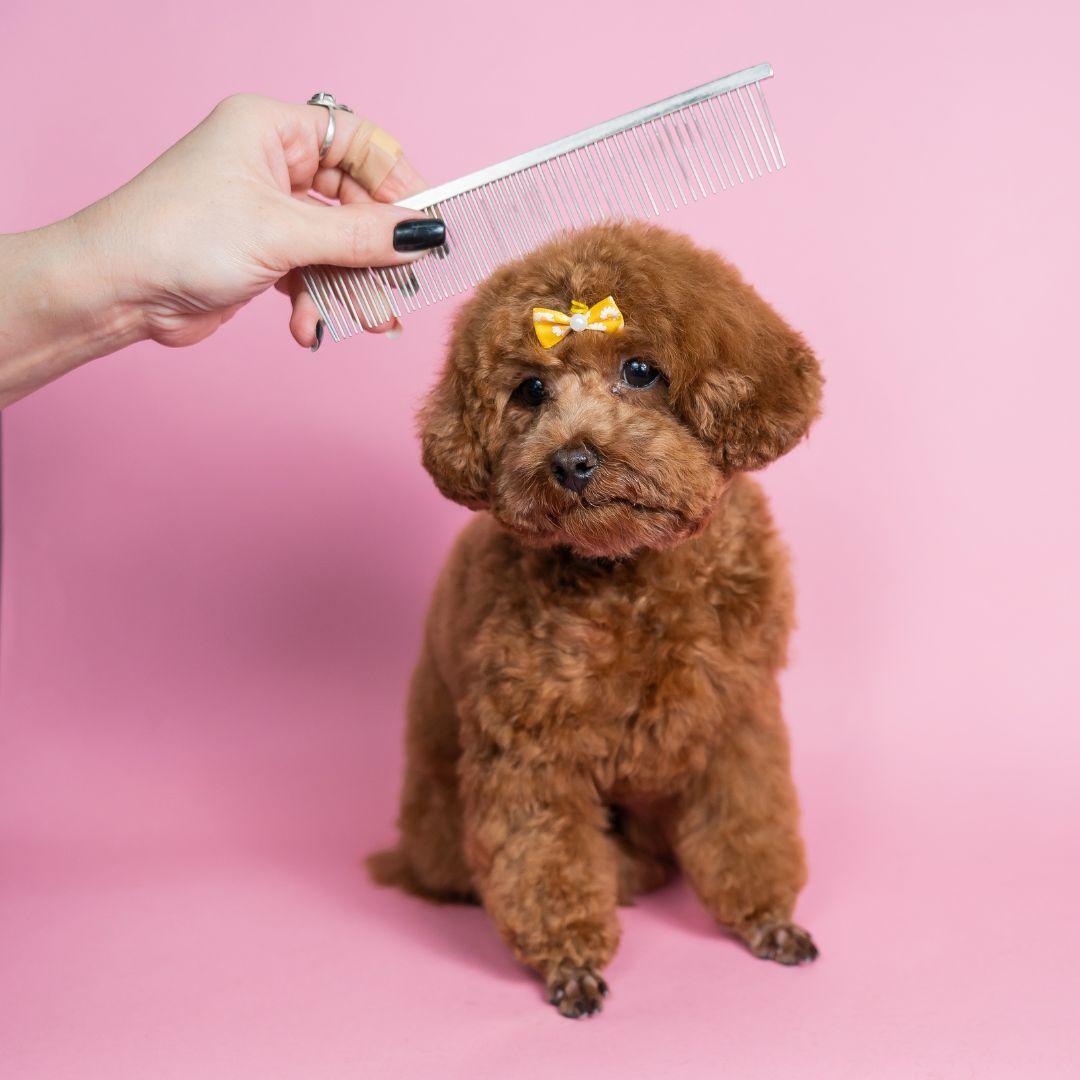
[306,91,355,161]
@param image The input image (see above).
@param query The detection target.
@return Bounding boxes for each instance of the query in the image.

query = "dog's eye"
[621,358,660,389]
[512,376,547,408]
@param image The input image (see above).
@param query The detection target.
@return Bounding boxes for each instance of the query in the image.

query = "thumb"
[279,199,446,270]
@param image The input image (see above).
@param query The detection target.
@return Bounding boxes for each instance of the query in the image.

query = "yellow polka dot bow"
[532,297,625,349]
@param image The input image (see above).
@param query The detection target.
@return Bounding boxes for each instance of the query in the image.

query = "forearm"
[0,211,146,408]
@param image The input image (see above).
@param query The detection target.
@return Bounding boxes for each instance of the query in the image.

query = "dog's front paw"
[743,921,819,966]
[546,963,609,1019]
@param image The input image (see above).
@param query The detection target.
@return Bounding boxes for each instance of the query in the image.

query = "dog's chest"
[524,568,737,792]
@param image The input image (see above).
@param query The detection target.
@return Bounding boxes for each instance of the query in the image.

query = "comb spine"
[397,63,774,211]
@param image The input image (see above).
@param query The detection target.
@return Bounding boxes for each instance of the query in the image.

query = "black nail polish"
[393,218,446,252]
[310,320,323,352]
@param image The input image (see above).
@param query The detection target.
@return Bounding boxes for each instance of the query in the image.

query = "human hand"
[81,93,441,349]
[0,92,444,406]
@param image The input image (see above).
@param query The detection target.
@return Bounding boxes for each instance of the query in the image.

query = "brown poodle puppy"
[369,221,823,1018]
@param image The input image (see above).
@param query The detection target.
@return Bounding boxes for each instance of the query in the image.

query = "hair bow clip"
[532,297,624,349]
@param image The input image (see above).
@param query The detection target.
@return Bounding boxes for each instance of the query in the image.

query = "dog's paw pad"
[546,964,609,1018]
[745,921,819,965]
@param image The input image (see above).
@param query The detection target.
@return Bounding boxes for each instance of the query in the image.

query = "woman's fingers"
[277,195,411,344]
[309,167,374,204]
[281,267,403,346]
[279,198,444,272]
[295,103,427,199]
[367,155,429,204]
[309,149,428,206]
[280,271,320,347]
[277,105,432,345]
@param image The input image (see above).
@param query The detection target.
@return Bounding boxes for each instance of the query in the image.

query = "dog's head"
[419,222,822,558]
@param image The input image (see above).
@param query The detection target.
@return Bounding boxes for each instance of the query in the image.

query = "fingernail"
[385,321,403,339]
[393,218,446,252]
[310,320,323,352]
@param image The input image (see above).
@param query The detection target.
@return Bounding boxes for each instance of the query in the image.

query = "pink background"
[2,2,1079,1076]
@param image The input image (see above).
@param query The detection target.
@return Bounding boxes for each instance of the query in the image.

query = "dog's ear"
[417,315,491,510]
[671,268,823,474]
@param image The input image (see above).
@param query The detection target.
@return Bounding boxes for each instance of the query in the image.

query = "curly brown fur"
[368,223,823,1017]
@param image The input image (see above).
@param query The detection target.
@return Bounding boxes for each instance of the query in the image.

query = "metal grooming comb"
[302,62,785,342]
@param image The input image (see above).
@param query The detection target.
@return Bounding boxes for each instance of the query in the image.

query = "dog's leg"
[462,751,619,1018]
[669,683,818,965]
[367,642,475,901]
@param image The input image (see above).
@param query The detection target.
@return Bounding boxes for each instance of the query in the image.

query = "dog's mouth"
[492,455,719,557]
[578,495,684,522]
[497,492,698,557]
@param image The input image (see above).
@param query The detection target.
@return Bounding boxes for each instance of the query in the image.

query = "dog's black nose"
[550,446,599,494]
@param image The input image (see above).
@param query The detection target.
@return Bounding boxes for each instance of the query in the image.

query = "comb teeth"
[301,63,785,342]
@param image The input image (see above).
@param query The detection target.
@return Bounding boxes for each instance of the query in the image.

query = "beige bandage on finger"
[338,119,404,194]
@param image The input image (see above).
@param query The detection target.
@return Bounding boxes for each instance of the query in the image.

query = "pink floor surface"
[3,669,1077,1078]
[3,2,1079,1076]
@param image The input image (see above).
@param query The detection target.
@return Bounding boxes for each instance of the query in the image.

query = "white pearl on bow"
[569,312,589,332]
